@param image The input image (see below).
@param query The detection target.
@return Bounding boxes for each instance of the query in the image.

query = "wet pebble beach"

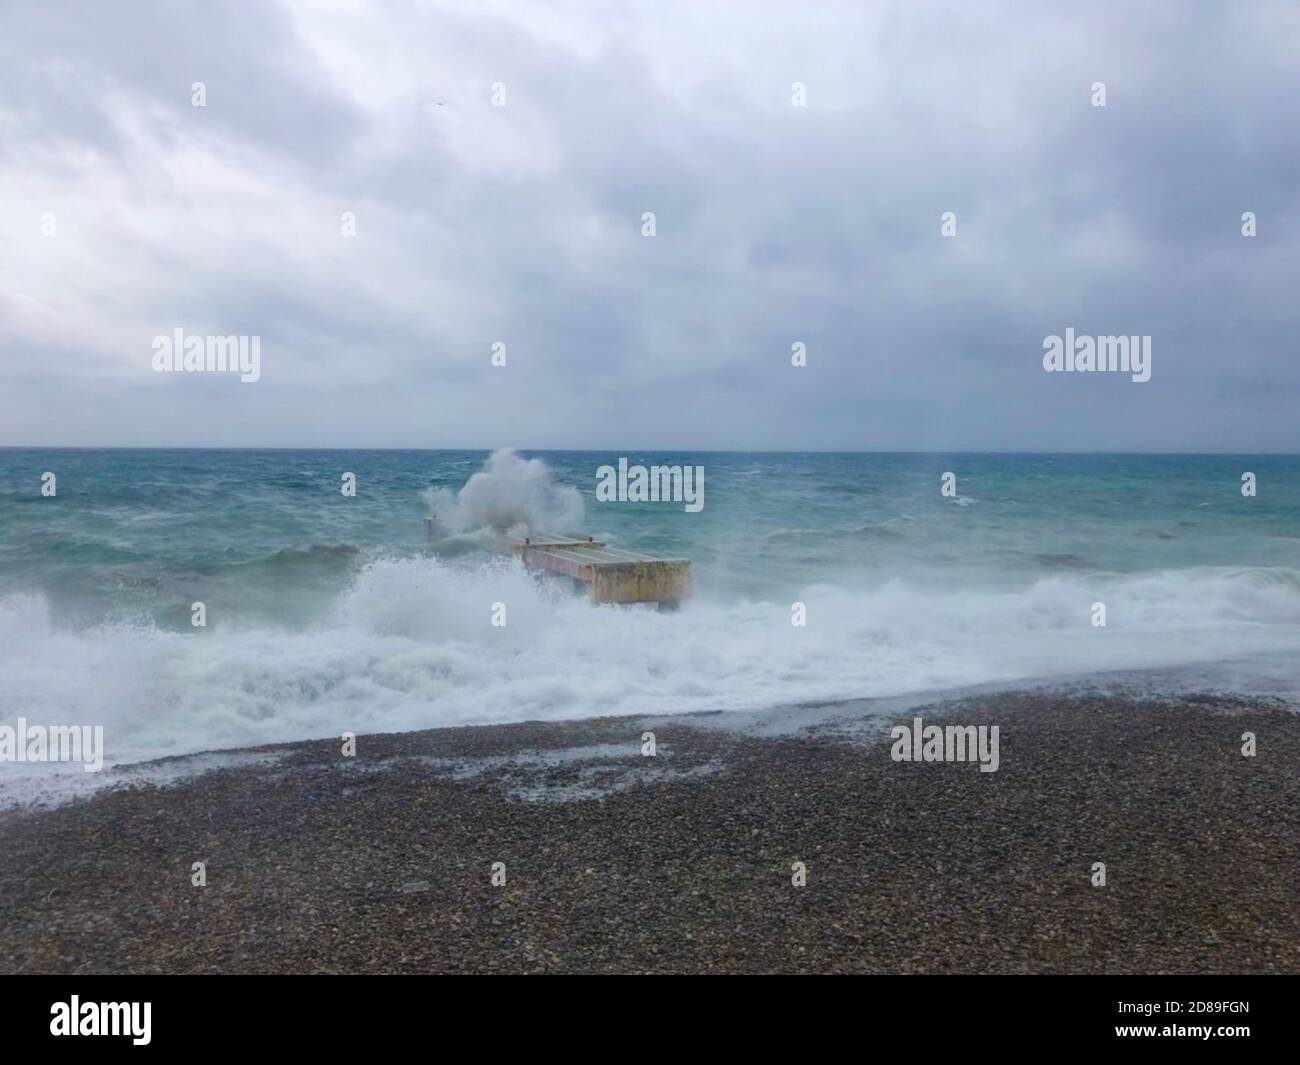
[1,693,1296,974]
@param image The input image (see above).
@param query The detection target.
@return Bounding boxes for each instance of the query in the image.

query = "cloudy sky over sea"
[2,0,1297,451]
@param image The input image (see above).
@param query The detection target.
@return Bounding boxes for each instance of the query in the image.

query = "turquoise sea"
[2,448,1298,789]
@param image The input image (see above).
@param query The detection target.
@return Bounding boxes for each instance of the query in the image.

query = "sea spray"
[424,449,584,535]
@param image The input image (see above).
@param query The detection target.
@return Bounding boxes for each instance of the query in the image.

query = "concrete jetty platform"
[506,533,691,608]
[425,519,691,607]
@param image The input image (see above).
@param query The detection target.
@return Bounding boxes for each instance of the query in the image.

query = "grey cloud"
[0,0,1297,451]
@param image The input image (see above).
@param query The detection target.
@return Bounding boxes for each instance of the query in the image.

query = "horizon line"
[2,445,1299,457]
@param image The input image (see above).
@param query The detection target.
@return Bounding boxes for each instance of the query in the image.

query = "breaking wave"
[422,449,584,535]
[3,561,1300,800]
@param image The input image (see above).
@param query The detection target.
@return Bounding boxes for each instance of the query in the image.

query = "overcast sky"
[2,0,1297,451]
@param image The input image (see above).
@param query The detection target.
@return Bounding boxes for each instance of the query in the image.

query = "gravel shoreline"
[1,692,1297,974]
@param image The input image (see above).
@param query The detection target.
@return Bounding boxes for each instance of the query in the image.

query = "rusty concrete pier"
[506,533,691,608]
[425,519,691,607]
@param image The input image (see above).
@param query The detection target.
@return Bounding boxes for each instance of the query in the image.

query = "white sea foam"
[2,559,1300,806]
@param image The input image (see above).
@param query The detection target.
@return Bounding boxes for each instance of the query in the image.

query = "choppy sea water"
[2,448,1298,800]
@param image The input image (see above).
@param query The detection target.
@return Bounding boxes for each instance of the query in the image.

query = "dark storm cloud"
[0,0,1296,450]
